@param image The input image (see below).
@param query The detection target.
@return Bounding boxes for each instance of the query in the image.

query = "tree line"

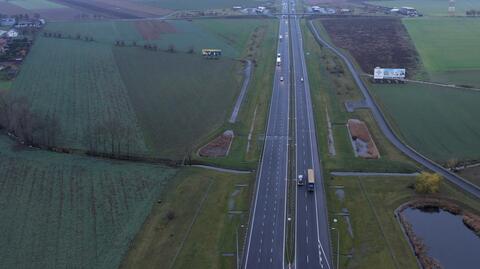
[466,9,480,16]
[0,95,60,147]
[114,40,195,54]
[0,93,141,158]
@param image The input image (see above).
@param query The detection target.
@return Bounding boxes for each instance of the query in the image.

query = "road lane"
[291,5,332,269]
[243,1,291,268]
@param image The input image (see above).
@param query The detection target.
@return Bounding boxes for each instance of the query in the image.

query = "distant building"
[6,29,18,38]
[0,18,16,27]
[256,6,266,13]
[399,6,418,16]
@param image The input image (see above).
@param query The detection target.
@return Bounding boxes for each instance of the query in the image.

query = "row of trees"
[466,9,480,16]
[83,118,138,158]
[43,32,95,42]
[0,94,139,158]
[0,95,60,147]
[114,40,195,54]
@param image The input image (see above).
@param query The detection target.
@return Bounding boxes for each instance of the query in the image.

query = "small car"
[300,77,304,82]
[280,76,284,81]
[298,174,305,186]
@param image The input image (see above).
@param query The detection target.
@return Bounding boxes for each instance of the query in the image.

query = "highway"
[308,21,480,199]
[291,3,332,269]
[243,1,290,268]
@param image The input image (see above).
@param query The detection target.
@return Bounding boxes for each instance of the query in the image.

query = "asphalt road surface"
[308,21,480,199]
[243,1,291,268]
[291,5,332,269]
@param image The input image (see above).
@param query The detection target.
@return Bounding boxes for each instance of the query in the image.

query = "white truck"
[276,56,281,66]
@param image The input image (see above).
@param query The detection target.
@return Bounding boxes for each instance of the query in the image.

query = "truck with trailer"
[307,169,315,192]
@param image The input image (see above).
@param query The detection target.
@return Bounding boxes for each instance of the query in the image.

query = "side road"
[308,20,480,199]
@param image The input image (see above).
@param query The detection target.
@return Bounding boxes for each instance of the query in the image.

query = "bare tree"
[167,44,176,53]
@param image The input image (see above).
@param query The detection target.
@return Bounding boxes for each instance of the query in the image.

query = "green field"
[404,18,480,73]
[193,19,278,169]
[120,167,253,269]
[11,37,149,155]
[371,83,480,162]
[114,48,241,158]
[328,175,480,268]
[44,20,246,58]
[4,0,65,9]
[139,0,269,10]
[0,135,176,268]
[367,0,480,16]
[11,19,267,159]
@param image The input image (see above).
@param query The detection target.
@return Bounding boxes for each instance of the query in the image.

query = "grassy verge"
[327,175,480,268]
[193,19,278,170]
[301,20,418,173]
[120,167,253,269]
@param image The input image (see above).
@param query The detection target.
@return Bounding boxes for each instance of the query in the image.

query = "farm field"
[302,21,418,173]
[0,0,83,20]
[370,82,480,163]
[120,167,253,269]
[11,37,149,156]
[404,18,480,72]
[318,17,419,76]
[11,19,267,159]
[404,17,480,86]
[114,48,242,158]
[367,0,480,16]
[0,135,176,268]
[1,0,65,9]
[137,0,269,10]
[328,175,480,268]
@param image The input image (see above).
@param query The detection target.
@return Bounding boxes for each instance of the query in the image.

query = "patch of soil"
[199,130,234,158]
[321,17,419,76]
[91,0,171,16]
[347,119,379,159]
[134,20,177,40]
[53,0,170,19]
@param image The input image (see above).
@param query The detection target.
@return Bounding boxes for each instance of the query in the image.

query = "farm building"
[0,18,16,27]
[256,6,266,13]
[393,7,418,16]
[6,29,18,38]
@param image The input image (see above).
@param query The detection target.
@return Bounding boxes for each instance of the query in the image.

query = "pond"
[403,207,480,269]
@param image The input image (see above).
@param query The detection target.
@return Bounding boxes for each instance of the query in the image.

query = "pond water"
[403,207,480,269]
